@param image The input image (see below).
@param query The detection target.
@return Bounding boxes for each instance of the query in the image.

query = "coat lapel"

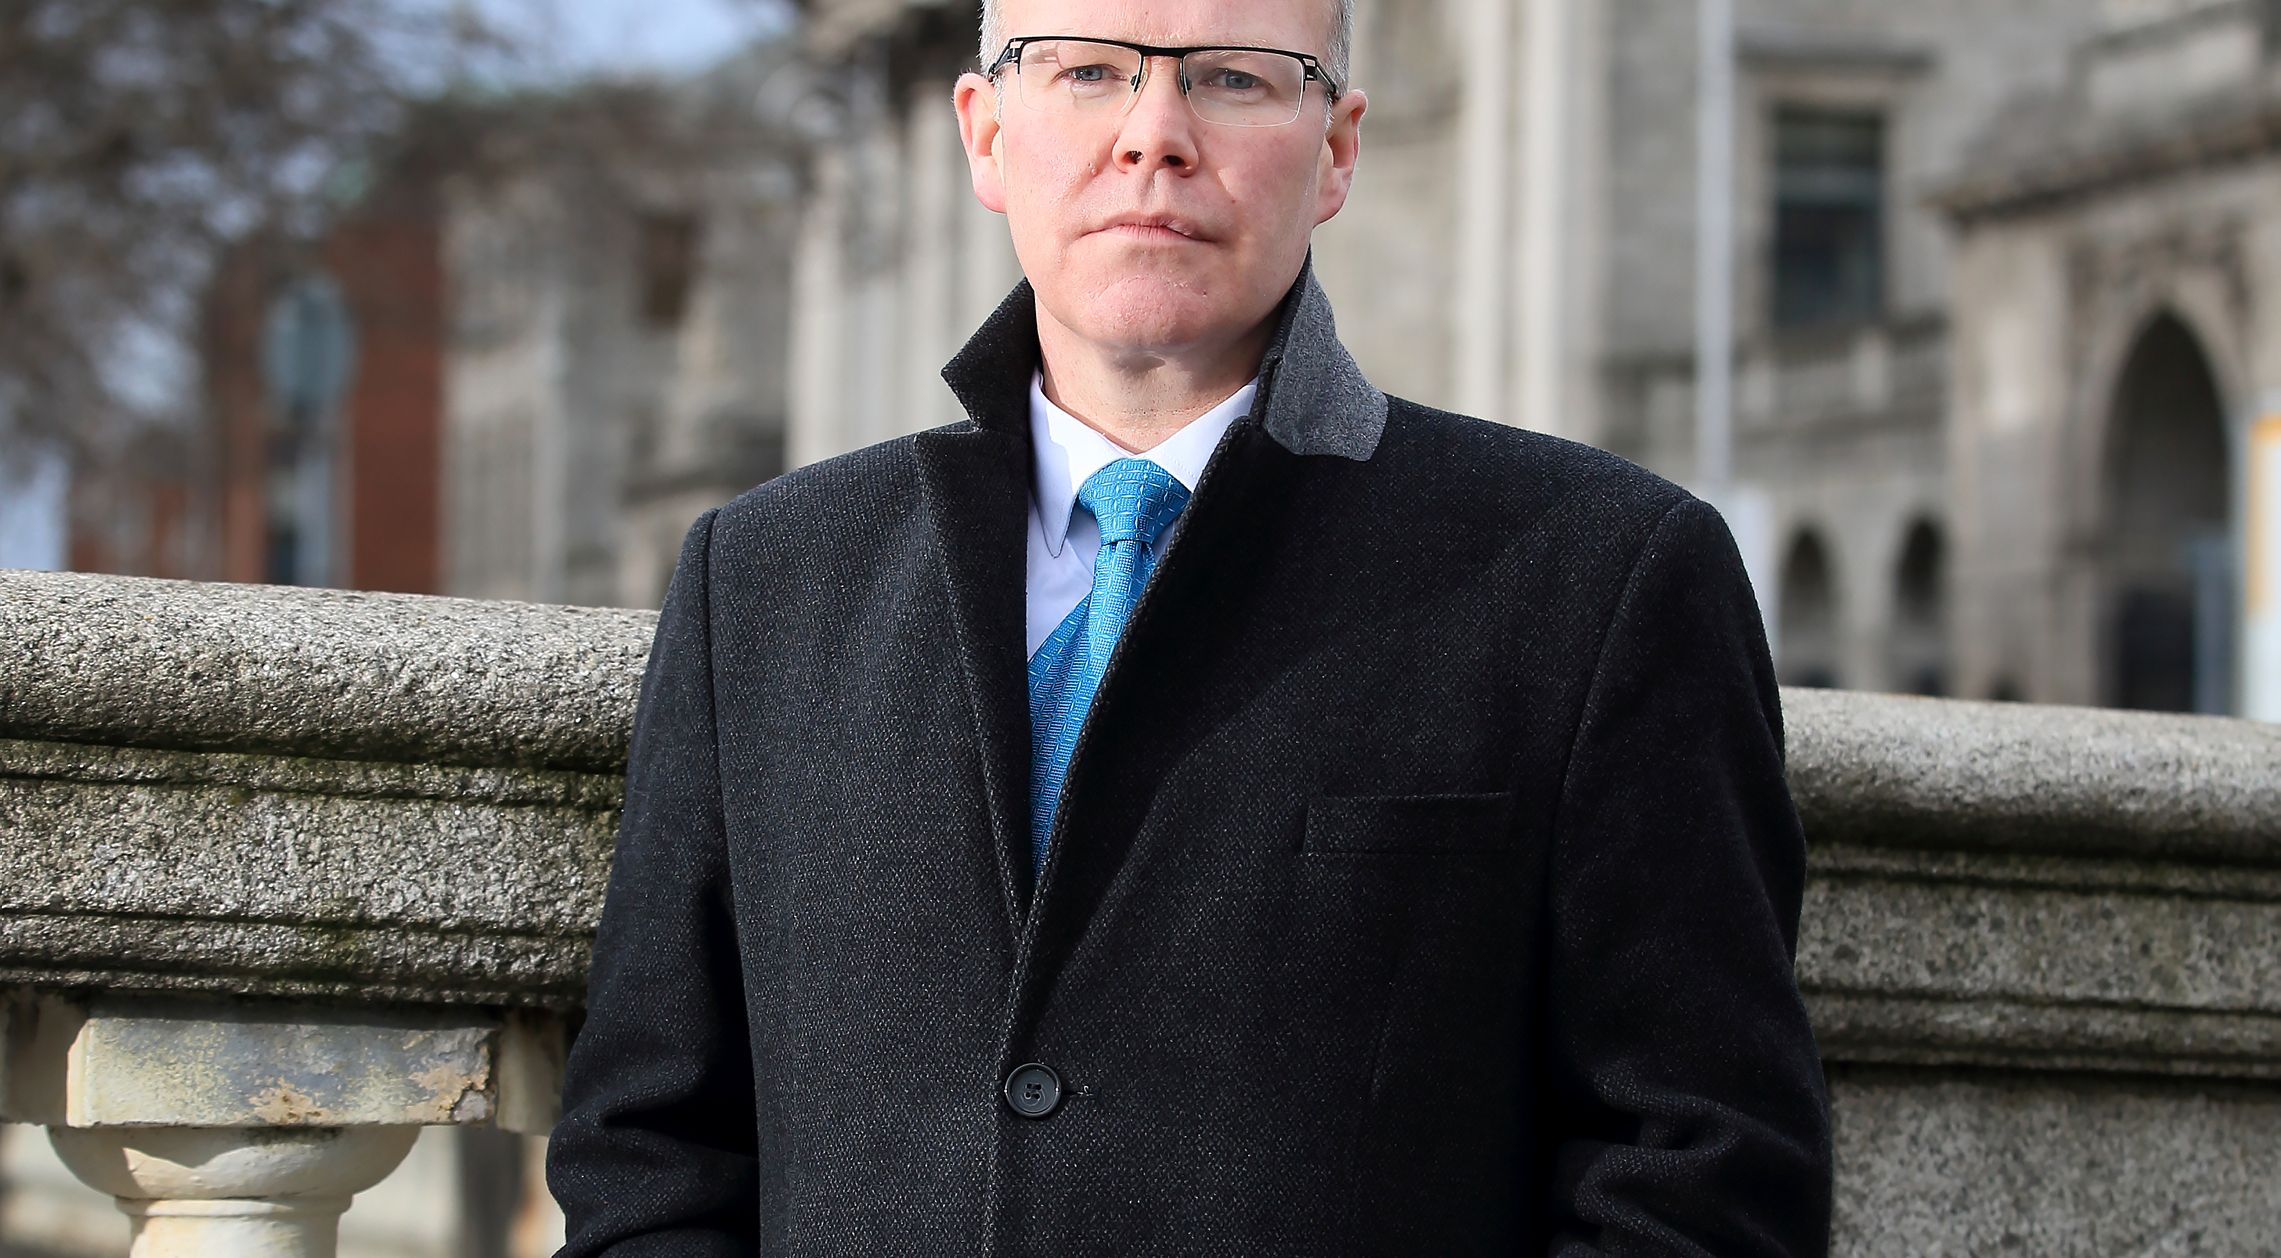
[918,283,1050,933]
[922,261,1393,953]
[912,426,1031,938]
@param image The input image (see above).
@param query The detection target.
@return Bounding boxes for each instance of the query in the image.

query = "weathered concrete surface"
[2,989,567,1139]
[1829,1063,2281,1258]
[0,568,651,771]
[1783,686,2281,864]
[1783,689,2281,1078]
[3,995,502,1129]
[0,570,628,1007]
[1806,879,2281,1072]
[0,738,614,1007]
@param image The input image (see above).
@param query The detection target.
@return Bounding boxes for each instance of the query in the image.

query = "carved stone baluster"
[48,1125,419,1258]
[1,994,562,1258]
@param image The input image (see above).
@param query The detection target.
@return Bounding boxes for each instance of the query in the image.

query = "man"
[547,0,1834,1253]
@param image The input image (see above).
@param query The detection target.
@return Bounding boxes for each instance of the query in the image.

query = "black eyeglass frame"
[985,35,1346,111]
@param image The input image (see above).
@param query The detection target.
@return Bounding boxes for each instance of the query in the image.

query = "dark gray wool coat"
[547,260,1835,1257]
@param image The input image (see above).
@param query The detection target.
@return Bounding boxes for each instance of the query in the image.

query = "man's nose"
[1112,56,1200,172]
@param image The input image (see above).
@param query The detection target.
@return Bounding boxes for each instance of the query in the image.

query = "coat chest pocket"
[1301,790,1518,855]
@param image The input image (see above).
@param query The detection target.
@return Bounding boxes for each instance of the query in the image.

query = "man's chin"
[1063,277,1239,354]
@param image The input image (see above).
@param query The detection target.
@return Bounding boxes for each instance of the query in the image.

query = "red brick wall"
[327,198,444,595]
[87,184,449,591]
[203,243,275,585]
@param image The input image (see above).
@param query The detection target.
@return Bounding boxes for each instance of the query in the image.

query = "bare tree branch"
[0,0,489,463]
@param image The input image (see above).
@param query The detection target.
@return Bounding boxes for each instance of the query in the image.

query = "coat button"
[1002,1063,1062,1118]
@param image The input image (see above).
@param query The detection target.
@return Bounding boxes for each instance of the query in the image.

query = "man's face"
[955,0,1366,366]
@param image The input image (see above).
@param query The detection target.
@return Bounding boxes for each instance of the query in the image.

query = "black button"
[1002,1063,1062,1118]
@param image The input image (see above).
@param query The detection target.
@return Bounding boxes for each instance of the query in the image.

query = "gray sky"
[0,449,66,572]
[474,0,790,78]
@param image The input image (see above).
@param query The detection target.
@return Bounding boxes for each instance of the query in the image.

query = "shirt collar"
[1029,371,1257,558]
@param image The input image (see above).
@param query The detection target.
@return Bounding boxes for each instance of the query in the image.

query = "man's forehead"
[1001,0,1333,50]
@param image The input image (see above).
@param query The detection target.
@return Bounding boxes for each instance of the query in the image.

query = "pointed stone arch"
[1887,517,1947,696]
[1778,528,1842,688]
[2100,311,2235,713]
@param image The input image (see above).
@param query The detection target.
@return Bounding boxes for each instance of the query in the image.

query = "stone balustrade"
[2,567,2277,1256]
[0,570,632,1255]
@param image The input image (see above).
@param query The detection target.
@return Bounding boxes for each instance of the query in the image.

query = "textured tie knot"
[1076,458,1191,546]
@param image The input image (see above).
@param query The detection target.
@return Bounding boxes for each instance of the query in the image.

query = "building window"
[637,212,702,329]
[1771,108,1885,329]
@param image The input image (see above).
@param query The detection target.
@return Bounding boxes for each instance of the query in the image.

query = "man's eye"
[1204,70,1263,92]
[1063,64,1116,84]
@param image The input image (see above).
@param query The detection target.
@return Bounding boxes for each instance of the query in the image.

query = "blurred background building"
[5,0,2281,1252]
[14,0,2274,717]
[438,50,803,610]
[782,0,2278,716]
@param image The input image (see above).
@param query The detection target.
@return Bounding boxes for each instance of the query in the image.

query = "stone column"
[2,994,566,1258]
[1514,0,1579,440]
[47,1125,417,1257]
[1450,0,1517,418]
[789,144,853,469]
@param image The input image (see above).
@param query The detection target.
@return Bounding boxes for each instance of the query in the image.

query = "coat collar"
[916,254,1386,939]
[940,254,1388,462]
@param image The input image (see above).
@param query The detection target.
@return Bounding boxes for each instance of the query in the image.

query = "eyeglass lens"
[1011,40,1311,127]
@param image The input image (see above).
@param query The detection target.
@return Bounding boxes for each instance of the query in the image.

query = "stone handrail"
[2,567,2278,1255]
[0,565,647,769]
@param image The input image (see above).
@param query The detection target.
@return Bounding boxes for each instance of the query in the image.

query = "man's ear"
[1313,88,1368,227]
[954,72,1009,214]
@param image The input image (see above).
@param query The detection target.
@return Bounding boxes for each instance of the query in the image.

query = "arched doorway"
[1779,529,1842,688]
[2103,313,2234,714]
[1887,518,1947,696]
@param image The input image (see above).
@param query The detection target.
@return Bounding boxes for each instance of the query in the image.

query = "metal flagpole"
[1693,0,1780,641]
[1695,0,1735,501]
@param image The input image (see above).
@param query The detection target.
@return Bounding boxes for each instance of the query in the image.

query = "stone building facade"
[1596,0,2105,698]
[1940,0,2281,714]
[443,53,805,611]
[784,0,2281,714]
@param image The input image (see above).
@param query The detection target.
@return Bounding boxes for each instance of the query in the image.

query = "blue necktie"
[1027,458,1193,878]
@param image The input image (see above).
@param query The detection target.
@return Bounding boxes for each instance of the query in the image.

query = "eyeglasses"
[986,36,1342,129]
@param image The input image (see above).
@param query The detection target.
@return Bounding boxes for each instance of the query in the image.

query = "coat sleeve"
[547,507,761,1256]
[1539,496,1834,1257]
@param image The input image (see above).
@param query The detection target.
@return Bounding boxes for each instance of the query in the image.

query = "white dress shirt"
[1025,371,1258,657]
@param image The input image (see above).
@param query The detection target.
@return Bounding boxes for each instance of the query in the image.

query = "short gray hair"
[978,0,1355,93]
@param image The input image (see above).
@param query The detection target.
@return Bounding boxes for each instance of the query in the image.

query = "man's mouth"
[1096,214,1209,242]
